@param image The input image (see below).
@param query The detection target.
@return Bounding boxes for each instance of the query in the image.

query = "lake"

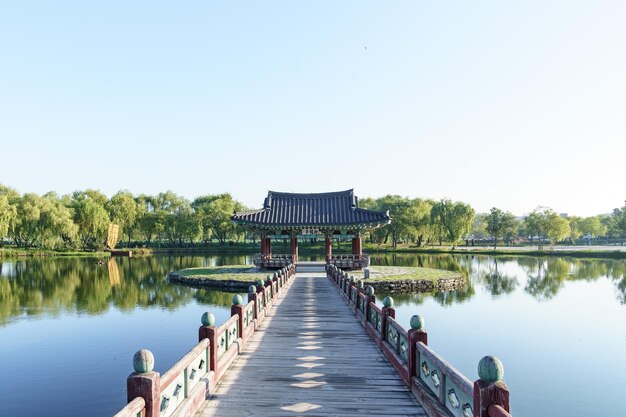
[0,253,625,417]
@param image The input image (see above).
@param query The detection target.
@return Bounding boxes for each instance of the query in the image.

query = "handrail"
[160,339,210,390]
[114,263,297,417]
[112,397,145,417]
[489,405,513,417]
[326,263,514,417]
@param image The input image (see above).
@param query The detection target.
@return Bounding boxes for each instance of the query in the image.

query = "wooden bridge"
[113,263,513,417]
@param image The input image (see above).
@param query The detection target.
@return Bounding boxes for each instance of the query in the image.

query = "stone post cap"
[201,312,215,327]
[383,296,394,308]
[410,315,425,330]
[133,349,154,373]
[478,356,504,382]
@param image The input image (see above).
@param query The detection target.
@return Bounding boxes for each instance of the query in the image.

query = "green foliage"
[72,191,110,248]
[0,185,18,241]
[578,216,608,238]
[486,207,519,248]
[430,199,475,244]
[523,207,570,245]
[192,194,246,244]
[107,191,140,244]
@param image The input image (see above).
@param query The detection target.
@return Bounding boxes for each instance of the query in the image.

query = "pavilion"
[232,190,391,269]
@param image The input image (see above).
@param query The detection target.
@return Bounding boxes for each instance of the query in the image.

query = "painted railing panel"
[158,339,210,417]
[357,293,367,315]
[243,302,255,329]
[417,342,473,417]
[386,318,409,364]
[368,303,382,333]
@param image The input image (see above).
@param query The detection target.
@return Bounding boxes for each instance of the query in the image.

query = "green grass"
[174,265,269,283]
[351,266,461,282]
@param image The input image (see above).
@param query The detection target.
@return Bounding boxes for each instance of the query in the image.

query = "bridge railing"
[113,263,296,417]
[328,254,370,269]
[253,253,294,268]
[326,264,513,417]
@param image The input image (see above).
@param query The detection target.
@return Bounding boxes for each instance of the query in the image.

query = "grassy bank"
[169,265,272,289]
[352,265,462,282]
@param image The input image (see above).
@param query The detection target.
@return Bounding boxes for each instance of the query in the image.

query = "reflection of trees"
[478,258,518,296]
[0,255,246,325]
[523,258,570,301]
[194,289,239,307]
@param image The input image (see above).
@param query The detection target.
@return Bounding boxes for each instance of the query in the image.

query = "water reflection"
[368,253,626,305]
[1,254,625,328]
[0,255,251,326]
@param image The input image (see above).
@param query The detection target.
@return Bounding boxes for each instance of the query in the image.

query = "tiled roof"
[232,190,390,227]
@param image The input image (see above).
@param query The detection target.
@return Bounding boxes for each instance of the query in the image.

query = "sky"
[1,1,624,217]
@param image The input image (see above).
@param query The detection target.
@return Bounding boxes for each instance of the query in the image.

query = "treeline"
[360,196,626,248]
[0,184,248,250]
[1,183,625,251]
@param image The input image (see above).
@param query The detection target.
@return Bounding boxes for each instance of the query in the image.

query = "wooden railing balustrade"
[113,264,296,417]
[326,264,513,417]
[253,254,294,268]
[327,254,370,269]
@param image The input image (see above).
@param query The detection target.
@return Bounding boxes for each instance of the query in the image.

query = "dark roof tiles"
[233,190,390,227]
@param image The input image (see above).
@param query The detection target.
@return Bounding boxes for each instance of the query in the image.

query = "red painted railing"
[113,264,296,417]
[326,264,514,417]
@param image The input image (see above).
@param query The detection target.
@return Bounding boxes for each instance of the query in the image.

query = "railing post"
[231,295,244,338]
[247,285,258,319]
[127,349,160,417]
[407,315,427,380]
[365,286,376,320]
[473,356,510,417]
[381,296,395,346]
[199,312,218,376]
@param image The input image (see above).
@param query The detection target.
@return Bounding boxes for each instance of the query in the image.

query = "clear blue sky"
[1,1,624,216]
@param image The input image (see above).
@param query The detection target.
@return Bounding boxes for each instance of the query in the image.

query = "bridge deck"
[197,270,427,417]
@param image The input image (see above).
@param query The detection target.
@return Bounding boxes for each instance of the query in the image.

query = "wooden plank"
[196,270,427,417]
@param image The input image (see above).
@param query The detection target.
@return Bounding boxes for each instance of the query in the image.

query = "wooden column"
[290,236,298,263]
[352,235,362,256]
[325,236,332,262]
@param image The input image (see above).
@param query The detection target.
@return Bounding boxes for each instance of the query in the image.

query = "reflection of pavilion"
[232,190,391,269]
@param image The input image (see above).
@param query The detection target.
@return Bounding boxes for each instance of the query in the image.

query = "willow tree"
[430,199,475,245]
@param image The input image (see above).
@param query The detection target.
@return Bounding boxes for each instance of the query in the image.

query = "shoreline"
[2,244,626,260]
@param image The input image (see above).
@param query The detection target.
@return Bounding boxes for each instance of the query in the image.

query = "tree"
[486,207,519,249]
[10,193,77,249]
[0,185,19,245]
[567,216,583,244]
[192,194,246,245]
[523,207,569,247]
[430,199,475,244]
[578,216,608,241]
[72,191,110,248]
[107,190,140,245]
[470,213,489,242]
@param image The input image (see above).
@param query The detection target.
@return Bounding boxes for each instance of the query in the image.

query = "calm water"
[1,254,625,417]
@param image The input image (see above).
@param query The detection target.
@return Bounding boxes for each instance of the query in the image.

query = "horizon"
[2,1,625,217]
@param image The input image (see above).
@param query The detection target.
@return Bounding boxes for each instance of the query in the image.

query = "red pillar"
[290,236,298,263]
[352,235,362,256]
[325,236,332,262]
